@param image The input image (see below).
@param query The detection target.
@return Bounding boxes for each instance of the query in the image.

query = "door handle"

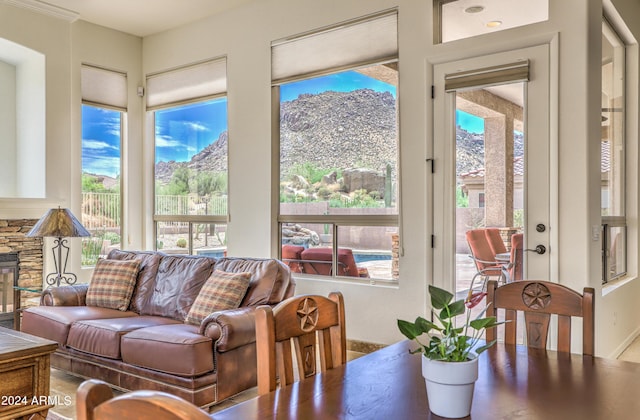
[525,245,546,255]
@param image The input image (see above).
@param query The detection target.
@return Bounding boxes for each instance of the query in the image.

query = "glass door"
[433,45,551,297]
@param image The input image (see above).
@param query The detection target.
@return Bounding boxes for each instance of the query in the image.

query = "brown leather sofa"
[21,250,295,408]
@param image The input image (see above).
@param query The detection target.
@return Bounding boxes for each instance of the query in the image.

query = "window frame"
[151,97,229,256]
[80,64,127,266]
[601,16,628,284]
[273,61,400,283]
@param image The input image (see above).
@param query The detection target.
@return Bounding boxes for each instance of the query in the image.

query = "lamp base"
[45,237,78,287]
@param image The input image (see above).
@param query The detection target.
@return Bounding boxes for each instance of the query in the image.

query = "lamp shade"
[26,208,91,238]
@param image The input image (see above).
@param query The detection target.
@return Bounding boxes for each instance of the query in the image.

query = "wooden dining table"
[213,339,640,419]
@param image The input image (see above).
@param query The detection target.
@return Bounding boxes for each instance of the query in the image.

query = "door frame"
[431,43,557,293]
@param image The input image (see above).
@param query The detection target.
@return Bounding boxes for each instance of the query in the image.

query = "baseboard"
[608,326,640,359]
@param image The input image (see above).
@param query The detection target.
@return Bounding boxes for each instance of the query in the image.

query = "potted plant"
[397,285,502,418]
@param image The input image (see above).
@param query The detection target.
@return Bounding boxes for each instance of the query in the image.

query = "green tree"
[82,174,109,193]
[164,167,191,195]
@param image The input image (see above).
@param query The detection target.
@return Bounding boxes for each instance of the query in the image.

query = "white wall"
[1,0,638,355]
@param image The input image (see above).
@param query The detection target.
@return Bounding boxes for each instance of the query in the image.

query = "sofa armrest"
[40,284,89,306]
[199,307,257,352]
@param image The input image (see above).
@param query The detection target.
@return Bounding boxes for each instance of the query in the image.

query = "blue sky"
[81,106,122,178]
[456,110,484,134]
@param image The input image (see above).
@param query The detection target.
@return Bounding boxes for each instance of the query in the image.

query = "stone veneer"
[0,219,43,307]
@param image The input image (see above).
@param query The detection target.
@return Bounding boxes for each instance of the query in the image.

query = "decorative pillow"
[185,270,252,325]
[86,258,141,311]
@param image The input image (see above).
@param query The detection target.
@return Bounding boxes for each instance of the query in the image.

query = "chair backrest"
[485,228,508,256]
[255,292,346,394]
[76,379,211,420]
[466,229,501,275]
[509,233,524,281]
[486,280,595,355]
[299,248,360,277]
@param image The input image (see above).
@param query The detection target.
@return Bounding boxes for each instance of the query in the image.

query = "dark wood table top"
[0,326,57,361]
[214,340,640,419]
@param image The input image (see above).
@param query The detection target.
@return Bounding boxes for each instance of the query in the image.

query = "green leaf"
[470,316,505,330]
[397,319,420,339]
[429,285,453,310]
[415,316,440,333]
[475,339,497,354]
[447,299,466,317]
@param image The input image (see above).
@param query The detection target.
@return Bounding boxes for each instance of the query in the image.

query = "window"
[601,19,626,283]
[434,0,548,44]
[81,65,127,266]
[274,11,400,282]
[149,58,228,256]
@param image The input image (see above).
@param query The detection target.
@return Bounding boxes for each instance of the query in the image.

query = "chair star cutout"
[297,298,319,332]
[522,283,552,309]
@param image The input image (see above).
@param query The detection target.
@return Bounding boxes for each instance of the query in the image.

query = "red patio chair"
[466,229,510,291]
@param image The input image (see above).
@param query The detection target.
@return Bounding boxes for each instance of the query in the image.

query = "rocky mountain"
[154,89,523,183]
[279,89,397,174]
[456,126,524,175]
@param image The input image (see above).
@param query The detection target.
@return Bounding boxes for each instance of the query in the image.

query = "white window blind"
[146,58,227,110]
[444,61,529,92]
[271,10,398,85]
[81,64,127,111]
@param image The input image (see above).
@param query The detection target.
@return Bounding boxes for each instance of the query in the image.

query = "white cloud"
[184,122,208,132]
[156,136,184,148]
[83,139,117,150]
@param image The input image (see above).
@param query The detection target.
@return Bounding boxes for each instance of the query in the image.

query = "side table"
[13,286,43,331]
[0,327,57,420]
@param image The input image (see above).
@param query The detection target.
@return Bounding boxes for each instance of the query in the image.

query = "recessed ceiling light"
[486,20,502,28]
[464,6,485,14]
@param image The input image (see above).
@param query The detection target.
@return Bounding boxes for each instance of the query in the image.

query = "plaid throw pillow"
[185,270,252,325]
[86,258,141,311]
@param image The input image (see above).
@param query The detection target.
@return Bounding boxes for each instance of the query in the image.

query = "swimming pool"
[353,252,392,264]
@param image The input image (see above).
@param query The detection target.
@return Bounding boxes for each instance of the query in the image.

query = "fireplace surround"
[0,219,43,328]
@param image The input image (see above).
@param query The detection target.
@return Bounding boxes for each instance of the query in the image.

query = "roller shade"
[81,64,127,111]
[445,60,529,92]
[271,10,398,85]
[146,58,227,110]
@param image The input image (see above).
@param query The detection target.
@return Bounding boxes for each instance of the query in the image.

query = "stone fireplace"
[0,219,44,323]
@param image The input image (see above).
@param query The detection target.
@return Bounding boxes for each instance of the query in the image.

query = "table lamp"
[26,207,91,287]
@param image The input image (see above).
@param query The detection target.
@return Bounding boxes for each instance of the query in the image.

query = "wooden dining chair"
[76,379,212,420]
[255,291,346,394]
[486,280,595,355]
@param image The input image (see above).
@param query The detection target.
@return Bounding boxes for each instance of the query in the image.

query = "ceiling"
[8,0,548,38]
[7,0,254,37]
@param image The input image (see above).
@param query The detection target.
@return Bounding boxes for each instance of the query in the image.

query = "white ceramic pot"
[421,354,479,418]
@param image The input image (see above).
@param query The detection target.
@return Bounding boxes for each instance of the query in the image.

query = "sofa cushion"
[140,255,216,321]
[66,316,181,359]
[214,258,291,306]
[106,250,163,313]
[86,258,141,311]
[185,270,251,326]
[121,324,214,376]
[21,306,138,346]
